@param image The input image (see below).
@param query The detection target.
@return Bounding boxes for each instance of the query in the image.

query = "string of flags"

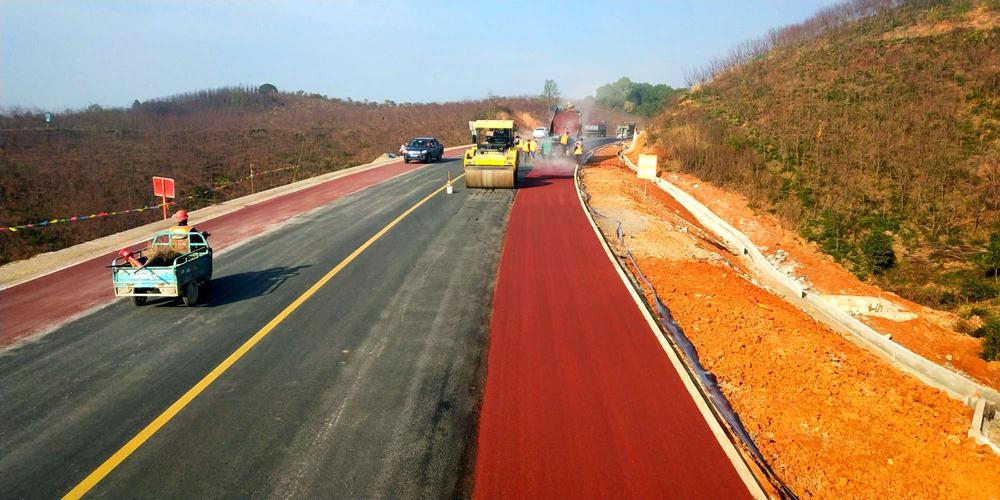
[1,164,305,234]
[2,201,176,233]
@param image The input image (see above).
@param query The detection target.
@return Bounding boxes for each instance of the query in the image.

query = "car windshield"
[408,139,431,147]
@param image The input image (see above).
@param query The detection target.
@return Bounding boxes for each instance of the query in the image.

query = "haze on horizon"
[0,0,839,111]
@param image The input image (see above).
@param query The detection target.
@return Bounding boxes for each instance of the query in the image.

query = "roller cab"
[464,120,518,189]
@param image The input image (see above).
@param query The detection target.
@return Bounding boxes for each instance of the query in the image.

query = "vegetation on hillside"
[593,77,683,117]
[645,0,1000,326]
[0,88,552,264]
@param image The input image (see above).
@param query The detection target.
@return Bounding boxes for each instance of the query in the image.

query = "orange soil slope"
[626,138,1000,389]
[582,154,1000,498]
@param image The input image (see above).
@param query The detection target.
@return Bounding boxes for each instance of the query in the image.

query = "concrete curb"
[968,399,999,453]
[0,145,471,290]
[617,143,1000,411]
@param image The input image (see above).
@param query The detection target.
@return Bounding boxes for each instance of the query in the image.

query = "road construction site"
[2,135,767,498]
[3,122,999,498]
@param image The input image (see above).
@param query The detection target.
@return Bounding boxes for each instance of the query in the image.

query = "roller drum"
[464,167,516,189]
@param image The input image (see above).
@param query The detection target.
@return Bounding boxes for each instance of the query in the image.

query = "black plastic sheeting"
[577,165,797,499]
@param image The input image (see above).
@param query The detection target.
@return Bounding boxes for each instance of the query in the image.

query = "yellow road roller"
[463,120,518,189]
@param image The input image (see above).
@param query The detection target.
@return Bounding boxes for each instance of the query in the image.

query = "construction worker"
[520,137,531,165]
[574,141,584,167]
[560,129,570,156]
[528,138,538,161]
[170,210,209,239]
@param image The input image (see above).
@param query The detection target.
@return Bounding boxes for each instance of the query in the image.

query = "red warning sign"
[153,176,175,198]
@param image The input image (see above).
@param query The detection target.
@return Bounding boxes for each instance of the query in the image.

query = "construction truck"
[583,120,607,138]
[549,104,582,139]
[463,120,518,189]
[616,122,637,139]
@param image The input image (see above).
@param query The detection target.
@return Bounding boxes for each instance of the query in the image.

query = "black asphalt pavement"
[0,138,617,499]
[0,158,512,499]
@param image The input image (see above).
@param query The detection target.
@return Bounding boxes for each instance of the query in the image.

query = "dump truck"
[549,104,582,139]
[583,120,607,138]
[463,120,518,189]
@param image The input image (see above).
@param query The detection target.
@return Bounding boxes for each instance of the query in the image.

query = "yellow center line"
[63,173,466,499]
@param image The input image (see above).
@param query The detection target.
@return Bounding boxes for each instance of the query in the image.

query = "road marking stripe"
[63,173,465,499]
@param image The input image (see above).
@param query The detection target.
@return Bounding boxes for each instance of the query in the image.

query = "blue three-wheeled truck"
[111,230,213,306]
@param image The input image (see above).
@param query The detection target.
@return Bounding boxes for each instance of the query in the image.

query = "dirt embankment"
[625,139,1000,389]
[582,151,1000,498]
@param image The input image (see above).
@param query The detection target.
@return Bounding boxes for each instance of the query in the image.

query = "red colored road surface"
[0,153,458,347]
[473,159,753,498]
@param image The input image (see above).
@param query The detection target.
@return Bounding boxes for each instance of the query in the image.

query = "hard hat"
[174,209,188,221]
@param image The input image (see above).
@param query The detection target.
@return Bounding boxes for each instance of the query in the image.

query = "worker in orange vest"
[170,210,209,238]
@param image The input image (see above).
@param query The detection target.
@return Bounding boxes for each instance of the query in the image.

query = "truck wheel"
[132,296,147,306]
[182,281,199,306]
[403,158,409,164]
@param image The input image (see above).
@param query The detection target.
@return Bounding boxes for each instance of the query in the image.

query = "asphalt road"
[0,156,513,498]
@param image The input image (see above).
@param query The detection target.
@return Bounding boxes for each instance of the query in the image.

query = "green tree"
[978,230,1000,284]
[861,232,895,275]
[978,319,1000,361]
[258,83,278,94]
[542,80,560,102]
[594,77,681,117]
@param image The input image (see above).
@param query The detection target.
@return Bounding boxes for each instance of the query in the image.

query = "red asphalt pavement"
[473,159,753,498]
[0,153,458,347]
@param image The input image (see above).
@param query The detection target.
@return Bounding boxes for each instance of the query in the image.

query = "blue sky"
[0,0,839,111]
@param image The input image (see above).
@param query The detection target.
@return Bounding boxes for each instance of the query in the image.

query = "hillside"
[647,0,1000,316]
[0,90,635,265]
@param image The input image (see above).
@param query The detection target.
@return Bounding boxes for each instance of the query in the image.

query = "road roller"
[463,120,518,189]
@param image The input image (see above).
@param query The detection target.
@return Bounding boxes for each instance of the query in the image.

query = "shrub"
[955,319,974,334]
[960,277,998,302]
[938,291,957,308]
[862,232,896,275]
[980,319,1000,361]
[969,306,991,319]
[977,230,1000,279]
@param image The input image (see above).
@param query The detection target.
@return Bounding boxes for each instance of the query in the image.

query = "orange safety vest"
[169,225,192,238]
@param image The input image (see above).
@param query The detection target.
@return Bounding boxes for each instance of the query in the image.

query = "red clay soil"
[473,158,752,499]
[0,153,459,347]
[627,137,1000,389]
[582,157,1000,498]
